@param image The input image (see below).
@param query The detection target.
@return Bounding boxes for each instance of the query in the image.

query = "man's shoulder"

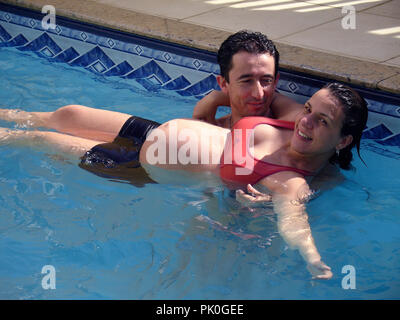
[271,92,303,120]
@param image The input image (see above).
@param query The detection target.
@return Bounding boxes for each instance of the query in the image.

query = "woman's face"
[291,89,352,157]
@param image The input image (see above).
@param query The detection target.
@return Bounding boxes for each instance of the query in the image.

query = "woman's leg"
[0,105,132,142]
[0,127,105,157]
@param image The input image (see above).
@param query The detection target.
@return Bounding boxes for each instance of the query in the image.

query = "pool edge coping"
[2,0,400,96]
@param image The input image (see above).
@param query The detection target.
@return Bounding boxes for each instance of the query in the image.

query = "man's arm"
[193,90,304,127]
[192,90,230,126]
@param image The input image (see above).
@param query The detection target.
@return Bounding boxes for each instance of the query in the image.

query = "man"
[192,30,302,128]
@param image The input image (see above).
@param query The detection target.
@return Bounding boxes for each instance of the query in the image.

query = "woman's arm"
[259,173,333,279]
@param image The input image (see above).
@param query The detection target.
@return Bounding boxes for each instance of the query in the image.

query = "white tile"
[364,0,400,19]
[383,55,400,67]
[305,0,387,12]
[280,13,400,62]
[93,0,226,20]
[183,2,343,39]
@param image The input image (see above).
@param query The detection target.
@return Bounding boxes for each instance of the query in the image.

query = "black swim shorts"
[79,116,160,179]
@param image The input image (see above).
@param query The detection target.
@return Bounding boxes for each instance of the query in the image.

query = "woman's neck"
[285,144,334,174]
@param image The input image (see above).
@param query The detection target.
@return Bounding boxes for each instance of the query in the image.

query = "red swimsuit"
[219,116,313,187]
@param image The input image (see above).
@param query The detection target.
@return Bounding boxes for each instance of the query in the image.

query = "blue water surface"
[0,48,399,299]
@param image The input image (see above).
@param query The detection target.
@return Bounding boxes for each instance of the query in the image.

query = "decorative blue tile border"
[0,6,220,99]
[0,4,399,158]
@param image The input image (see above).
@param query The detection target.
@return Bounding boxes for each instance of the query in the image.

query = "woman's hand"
[236,184,272,207]
[307,260,333,280]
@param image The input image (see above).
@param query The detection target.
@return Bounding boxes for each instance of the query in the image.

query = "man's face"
[218,51,278,122]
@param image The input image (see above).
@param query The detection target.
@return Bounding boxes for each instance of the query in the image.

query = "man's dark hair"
[217,30,280,82]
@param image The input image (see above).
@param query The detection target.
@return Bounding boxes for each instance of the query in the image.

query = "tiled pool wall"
[1,4,399,160]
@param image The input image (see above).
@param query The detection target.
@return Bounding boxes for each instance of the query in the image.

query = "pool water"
[0,47,399,299]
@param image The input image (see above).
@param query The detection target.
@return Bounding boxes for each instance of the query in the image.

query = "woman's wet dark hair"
[324,82,368,170]
[217,30,279,82]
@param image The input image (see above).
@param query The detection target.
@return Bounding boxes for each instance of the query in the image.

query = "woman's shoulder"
[256,170,308,196]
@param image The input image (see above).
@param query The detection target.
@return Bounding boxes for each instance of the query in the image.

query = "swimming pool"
[0,4,399,300]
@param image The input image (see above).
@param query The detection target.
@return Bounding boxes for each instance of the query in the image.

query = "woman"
[0,82,368,279]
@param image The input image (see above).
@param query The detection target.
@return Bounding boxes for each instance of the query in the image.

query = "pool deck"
[3,0,400,95]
